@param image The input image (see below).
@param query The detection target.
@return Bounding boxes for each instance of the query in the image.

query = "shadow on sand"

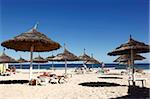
[78,82,127,87]
[0,80,29,84]
[98,77,122,79]
[111,86,150,99]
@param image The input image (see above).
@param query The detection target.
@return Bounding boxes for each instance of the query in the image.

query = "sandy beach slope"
[0,69,149,99]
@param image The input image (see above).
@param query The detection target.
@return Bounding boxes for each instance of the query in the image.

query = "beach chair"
[40,72,50,77]
[49,74,68,84]
[64,73,72,78]
[49,74,58,84]
[128,72,146,87]
[57,75,68,84]
[121,71,128,75]
[1,71,11,76]
[128,78,146,87]
[135,69,145,75]
[37,76,49,86]
[29,79,37,86]
[75,66,89,74]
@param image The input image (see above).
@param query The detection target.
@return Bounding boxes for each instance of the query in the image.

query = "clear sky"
[0,0,149,63]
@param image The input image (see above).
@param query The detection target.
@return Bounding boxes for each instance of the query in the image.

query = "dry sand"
[0,69,149,99]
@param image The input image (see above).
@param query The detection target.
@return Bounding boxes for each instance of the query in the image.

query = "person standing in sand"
[101,62,105,69]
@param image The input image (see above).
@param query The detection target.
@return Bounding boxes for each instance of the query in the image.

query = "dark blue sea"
[9,63,150,70]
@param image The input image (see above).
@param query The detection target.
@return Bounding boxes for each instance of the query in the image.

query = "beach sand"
[0,69,149,99]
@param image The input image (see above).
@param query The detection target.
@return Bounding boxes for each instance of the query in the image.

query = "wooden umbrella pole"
[91,54,93,70]
[3,63,5,73]
[38,63,40,73]
[65,58,67,74]
[29,45,34,80]
[127,59,130,71]
[20,63,22,69]
[52,61,54,71]
[83,61,85,66]
[131,48,135,86]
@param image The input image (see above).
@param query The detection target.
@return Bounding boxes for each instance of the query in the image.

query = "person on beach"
[96,62,109,74]
[101,62,105,68]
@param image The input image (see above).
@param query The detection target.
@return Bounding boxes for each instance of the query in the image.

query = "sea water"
[9,63,150,70]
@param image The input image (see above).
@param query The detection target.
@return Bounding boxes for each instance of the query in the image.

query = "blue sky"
[0,0,149,63]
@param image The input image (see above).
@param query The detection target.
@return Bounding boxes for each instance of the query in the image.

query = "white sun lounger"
[128,78,146,87]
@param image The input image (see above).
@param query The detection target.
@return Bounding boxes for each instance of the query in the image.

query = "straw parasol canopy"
[17,57,28,63]
[78,49,92,62]
[85,54,101,64]
[33,55,48,63]
[113,54,146,62]
[107,35,150,86]
[0,49,18,73]
[114,54,146,68]
[17,56,28,69]
[79,49,99,69]
[108,35,150,56]
[52,45,79,74]
[53,49,79,61]
[33,55,48,71]
[79,53,92,62]
[1,26,60,52]
[78,49,101,64]
[0,52,18,63]
[85,58,101,64]
[85,54,102,70]
[46,55,55,61]
[79,48,96,68]
[1,24,61,80]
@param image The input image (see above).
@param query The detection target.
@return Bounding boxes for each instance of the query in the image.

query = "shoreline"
[15,68,150,73]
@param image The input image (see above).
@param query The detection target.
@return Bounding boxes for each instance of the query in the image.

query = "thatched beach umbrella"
[1,24,61,80]
[113,54,146,63]
[78,49,92,62]
[46,55,55,61]
[108,35,150,55]
[0,49,18,73]
[52,45,79,74]
[0,52,17,63]
[114,54,146,69]
[33,54,48,71]
[85,58,101,64]
[17,56,28,69]
[79,49,98,68]
[108,35,150,86]
[85,54,101,64]
[85,54,102,69]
